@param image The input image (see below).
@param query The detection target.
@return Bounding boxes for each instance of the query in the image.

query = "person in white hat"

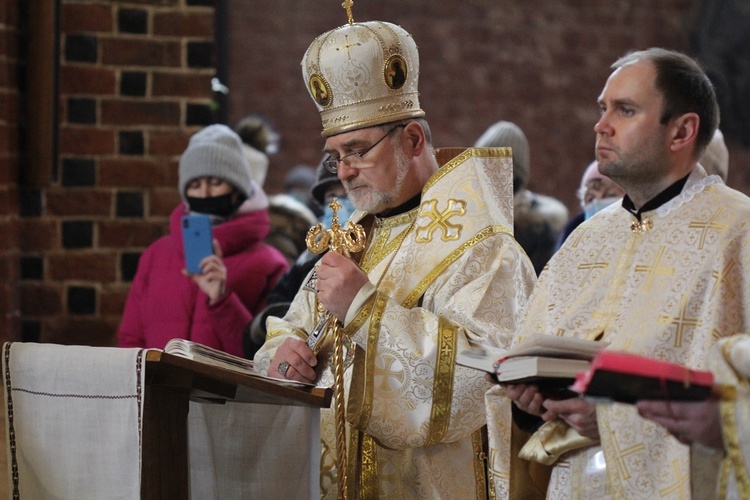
[118,124,289,357]
[254,6,535,498]
[475,120,569,275]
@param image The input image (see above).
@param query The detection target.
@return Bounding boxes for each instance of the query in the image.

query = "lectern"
[143,350,331,499]
[2,343,330,499]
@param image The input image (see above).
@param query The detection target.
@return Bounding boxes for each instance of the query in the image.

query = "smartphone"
[181,214,214,274]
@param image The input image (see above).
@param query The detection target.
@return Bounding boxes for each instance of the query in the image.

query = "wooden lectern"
[142,351,331,499]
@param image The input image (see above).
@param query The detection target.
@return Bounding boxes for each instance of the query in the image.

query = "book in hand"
[456,334,606,387]
[164,338,255,374]
[495,356,591,386]
[570,350,715,404]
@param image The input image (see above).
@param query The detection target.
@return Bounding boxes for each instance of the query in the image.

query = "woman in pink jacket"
[118,125,289,357]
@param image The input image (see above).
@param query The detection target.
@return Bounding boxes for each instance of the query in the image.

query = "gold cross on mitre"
[342,0,355,25]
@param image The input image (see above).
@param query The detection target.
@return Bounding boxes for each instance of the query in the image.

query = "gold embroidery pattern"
[361,214,415,273]
[657,459,689,497]
[425,317,457,445]
[359,433,379,498]
[657,294,703,348]
[710,258,737,300]
[416,199,467,242]
[265,326,307,342]
[634,246,675,292]
[576,246,609,287]
[422,147,511,193]
[719,384,750,497]
[355,291,388,430]
[688,208,729,250]
[472,429,489,500]
[403,225,510,308]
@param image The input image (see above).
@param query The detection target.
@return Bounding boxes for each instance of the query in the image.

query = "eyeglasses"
[322,124,405,174]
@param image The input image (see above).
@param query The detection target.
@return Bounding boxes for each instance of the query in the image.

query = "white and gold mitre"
[301,20,425,137]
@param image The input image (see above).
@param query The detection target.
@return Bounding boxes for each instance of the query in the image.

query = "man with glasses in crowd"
[255,12,535,499]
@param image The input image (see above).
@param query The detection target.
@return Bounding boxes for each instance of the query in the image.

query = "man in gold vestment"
[487,48,750,498]
[254,13,535,499]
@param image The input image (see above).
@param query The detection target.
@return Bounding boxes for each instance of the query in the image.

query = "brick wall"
[224,0,750,211]
[9,0,217,347]
[0,1,20,343]
[3,0,750,350]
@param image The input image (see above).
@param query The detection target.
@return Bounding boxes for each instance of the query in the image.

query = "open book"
[571,350,715,403]
[456,333,606,385]
[164,338,255,373]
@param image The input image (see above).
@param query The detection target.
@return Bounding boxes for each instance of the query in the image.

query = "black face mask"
[185,192,246,218]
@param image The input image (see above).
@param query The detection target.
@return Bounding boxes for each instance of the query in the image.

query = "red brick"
[100,285,129,315]
[153,12,213,37]
[48,252,117,281]
[61,3,113,33]
[0,218,17,251]
[0,157,18,184]
[152,71,212,98]
[0,314,20,344]
[101,99,180,126]
[46,190,113,217]
[0,253,18,282]
[58,127,116,155]
[101,38,181,67]
[0,186,18,216]
[98,220,166,248]
[45,317,119,347]
[0,1,20,25]
[19,283,63,316]
[0,123,19,155]
[149,188,180,216]
[0,29,19,65]
[149,130,191,156]
[99,158,176,188]
[0,91,20,123]
[60,65,117,95]
[0,60,18,89]
[17,219,59,252]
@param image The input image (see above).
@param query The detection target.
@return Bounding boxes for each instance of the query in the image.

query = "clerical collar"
[621,173,690,221]
[376,193,421,218]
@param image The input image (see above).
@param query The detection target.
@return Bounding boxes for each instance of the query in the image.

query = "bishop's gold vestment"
[487,166,750,499]
[255,148,536,499]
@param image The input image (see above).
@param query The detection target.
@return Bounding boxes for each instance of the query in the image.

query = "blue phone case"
[181,214,213,274]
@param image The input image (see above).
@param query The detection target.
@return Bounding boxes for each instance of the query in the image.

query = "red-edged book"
[571,350,714,404]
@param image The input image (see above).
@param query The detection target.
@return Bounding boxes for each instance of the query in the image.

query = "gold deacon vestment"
[487,165,750,499]
[256,148,536,499]
[691,334,750,499]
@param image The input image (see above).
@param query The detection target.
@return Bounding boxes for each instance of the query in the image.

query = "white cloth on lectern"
[188,401,315,499]
[1,342,146,500]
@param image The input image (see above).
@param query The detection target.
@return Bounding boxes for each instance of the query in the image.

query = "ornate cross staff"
[305,198,365,499]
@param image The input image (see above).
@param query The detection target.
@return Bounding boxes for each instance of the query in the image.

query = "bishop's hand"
[316,251,369,322]
[269,337,318,383]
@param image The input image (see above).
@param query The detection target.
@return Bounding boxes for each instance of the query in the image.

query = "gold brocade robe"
[691,334,750,499]
[487,166,750,499]
[255,148,536,499]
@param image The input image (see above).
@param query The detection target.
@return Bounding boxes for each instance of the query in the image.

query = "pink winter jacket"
[118,204,289,357]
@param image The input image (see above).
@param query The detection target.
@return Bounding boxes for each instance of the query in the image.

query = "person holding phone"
[118,124,289,357]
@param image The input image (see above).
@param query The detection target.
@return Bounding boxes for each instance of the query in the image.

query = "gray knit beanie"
[474,120,530,189]
[178,124,253,199]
